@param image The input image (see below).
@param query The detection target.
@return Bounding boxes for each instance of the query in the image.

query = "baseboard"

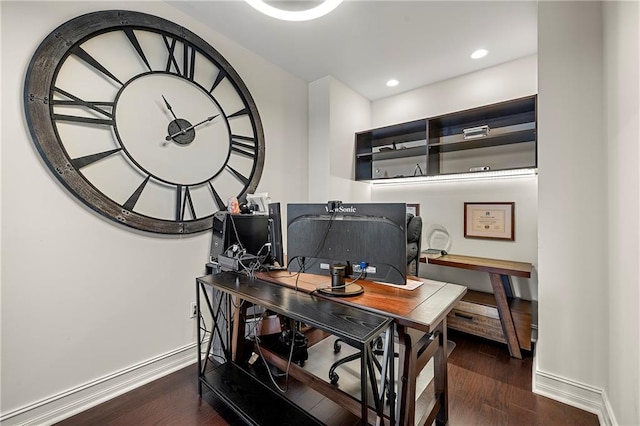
[533,360,616,426]
[0,342,198,426]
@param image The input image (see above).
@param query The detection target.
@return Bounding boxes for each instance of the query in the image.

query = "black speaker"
[209,211,228,261]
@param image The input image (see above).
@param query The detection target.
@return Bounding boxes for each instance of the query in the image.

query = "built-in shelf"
[355,95,537,181]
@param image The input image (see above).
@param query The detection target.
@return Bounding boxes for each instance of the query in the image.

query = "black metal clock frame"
[24,10,265,234]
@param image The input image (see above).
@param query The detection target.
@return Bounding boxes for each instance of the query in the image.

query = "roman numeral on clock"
[51,87,114,125]
[70,148,122,170]
[230,135,256,159]
[163,35,196,80]
[176,185,197,221]
[71,45,123,86]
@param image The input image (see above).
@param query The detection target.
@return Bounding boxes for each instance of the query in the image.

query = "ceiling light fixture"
[471,49,488,59]
[244,0,344,22]
[386,79,399,87]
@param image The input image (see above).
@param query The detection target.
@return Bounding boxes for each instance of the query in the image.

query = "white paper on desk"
[374,277,424,290]
[421,278,449,287]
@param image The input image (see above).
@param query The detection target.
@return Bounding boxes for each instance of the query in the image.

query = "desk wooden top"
[256,271,466,333]
[426,254,532,278]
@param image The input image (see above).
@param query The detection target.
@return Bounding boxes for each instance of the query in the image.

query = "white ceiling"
[169,1,538,100]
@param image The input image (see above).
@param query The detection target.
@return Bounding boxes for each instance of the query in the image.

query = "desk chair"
[406,212,422,276]
[328,213,422,386]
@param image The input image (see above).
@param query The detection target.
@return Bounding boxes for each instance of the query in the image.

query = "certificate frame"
[464,202,514,241]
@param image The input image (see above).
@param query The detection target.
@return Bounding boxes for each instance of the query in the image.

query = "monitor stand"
[317,284,364,297]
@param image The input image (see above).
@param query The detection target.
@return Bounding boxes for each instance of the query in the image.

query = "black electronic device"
[210,211,229,262]
[267,202,285,268]
[287,202,407,285]
[210,205,284,269]
[226,214,270,259]
[209,212,269,261]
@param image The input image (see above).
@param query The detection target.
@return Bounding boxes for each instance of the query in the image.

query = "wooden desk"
[196,272,393,425]
[423,254,532,359]
[258,270,466,426]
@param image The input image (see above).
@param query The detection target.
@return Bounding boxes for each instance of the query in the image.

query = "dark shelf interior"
[355,95,537,181]
[428,129,536,153]
[428,97,536,138]
[357,145,427,160]
[360,119,426,145]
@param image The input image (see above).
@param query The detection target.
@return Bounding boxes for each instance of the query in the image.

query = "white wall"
[604,2,640,425]
[370,56,539,301]
[373,9,640,423]
[308,76,371,203]
[0,1,308,422]
[373,178,538,299]
[372,55,537,127]
[536,0,610,416]
[3,2,638,425]
[537,0,608,393]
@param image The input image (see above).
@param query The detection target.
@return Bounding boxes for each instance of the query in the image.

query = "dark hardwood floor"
[55,330,599,425]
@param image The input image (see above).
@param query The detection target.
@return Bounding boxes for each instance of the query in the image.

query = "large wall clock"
[24,10,265,234]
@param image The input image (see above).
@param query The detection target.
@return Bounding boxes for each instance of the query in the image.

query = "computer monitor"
[210,212,269,260]
[286,202,407,285]
[210,207,284,268]
[225,214,270,258]
[268,202,285,268]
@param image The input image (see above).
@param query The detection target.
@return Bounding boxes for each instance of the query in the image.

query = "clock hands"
[162,95,183,130]
[161,94,221,146]
[165,114,219,141]
[163,114,220,146]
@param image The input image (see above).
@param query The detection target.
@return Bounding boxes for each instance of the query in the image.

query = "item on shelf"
[462,125,490,139]
[425,224,452,253]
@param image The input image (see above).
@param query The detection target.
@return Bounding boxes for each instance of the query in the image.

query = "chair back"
[406,213,422,276]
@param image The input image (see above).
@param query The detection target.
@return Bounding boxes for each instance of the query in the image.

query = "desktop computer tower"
[210,211,228,262]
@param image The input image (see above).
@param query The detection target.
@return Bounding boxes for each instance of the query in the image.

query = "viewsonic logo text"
[325,205,357,213]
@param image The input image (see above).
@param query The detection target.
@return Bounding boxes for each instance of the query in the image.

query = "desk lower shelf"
[447,290,532,351]
[201,362,323,426]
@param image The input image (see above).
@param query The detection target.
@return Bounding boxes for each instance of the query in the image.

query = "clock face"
[24,10,265,234]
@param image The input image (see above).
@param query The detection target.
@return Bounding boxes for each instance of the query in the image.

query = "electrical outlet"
[190,302,197,319]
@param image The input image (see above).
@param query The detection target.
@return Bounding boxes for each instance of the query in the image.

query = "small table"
[424,254,532,359]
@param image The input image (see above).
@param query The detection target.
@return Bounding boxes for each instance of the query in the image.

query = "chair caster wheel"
[333,341,341,353]
[329,372,339,385]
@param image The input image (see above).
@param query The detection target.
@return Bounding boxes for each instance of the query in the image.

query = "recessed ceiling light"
[471,49,488,59]
[244,0,344,22]
[386,79,399,87]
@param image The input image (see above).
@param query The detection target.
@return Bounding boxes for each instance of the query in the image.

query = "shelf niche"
[355,95,537,181]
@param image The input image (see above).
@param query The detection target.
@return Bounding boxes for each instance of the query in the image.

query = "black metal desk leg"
[196,280,202,396]
[435,322,448,426]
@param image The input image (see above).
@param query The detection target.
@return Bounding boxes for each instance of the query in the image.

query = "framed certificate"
[464,202,514,241]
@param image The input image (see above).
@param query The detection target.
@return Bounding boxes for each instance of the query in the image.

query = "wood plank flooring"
[55,330,599,425]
